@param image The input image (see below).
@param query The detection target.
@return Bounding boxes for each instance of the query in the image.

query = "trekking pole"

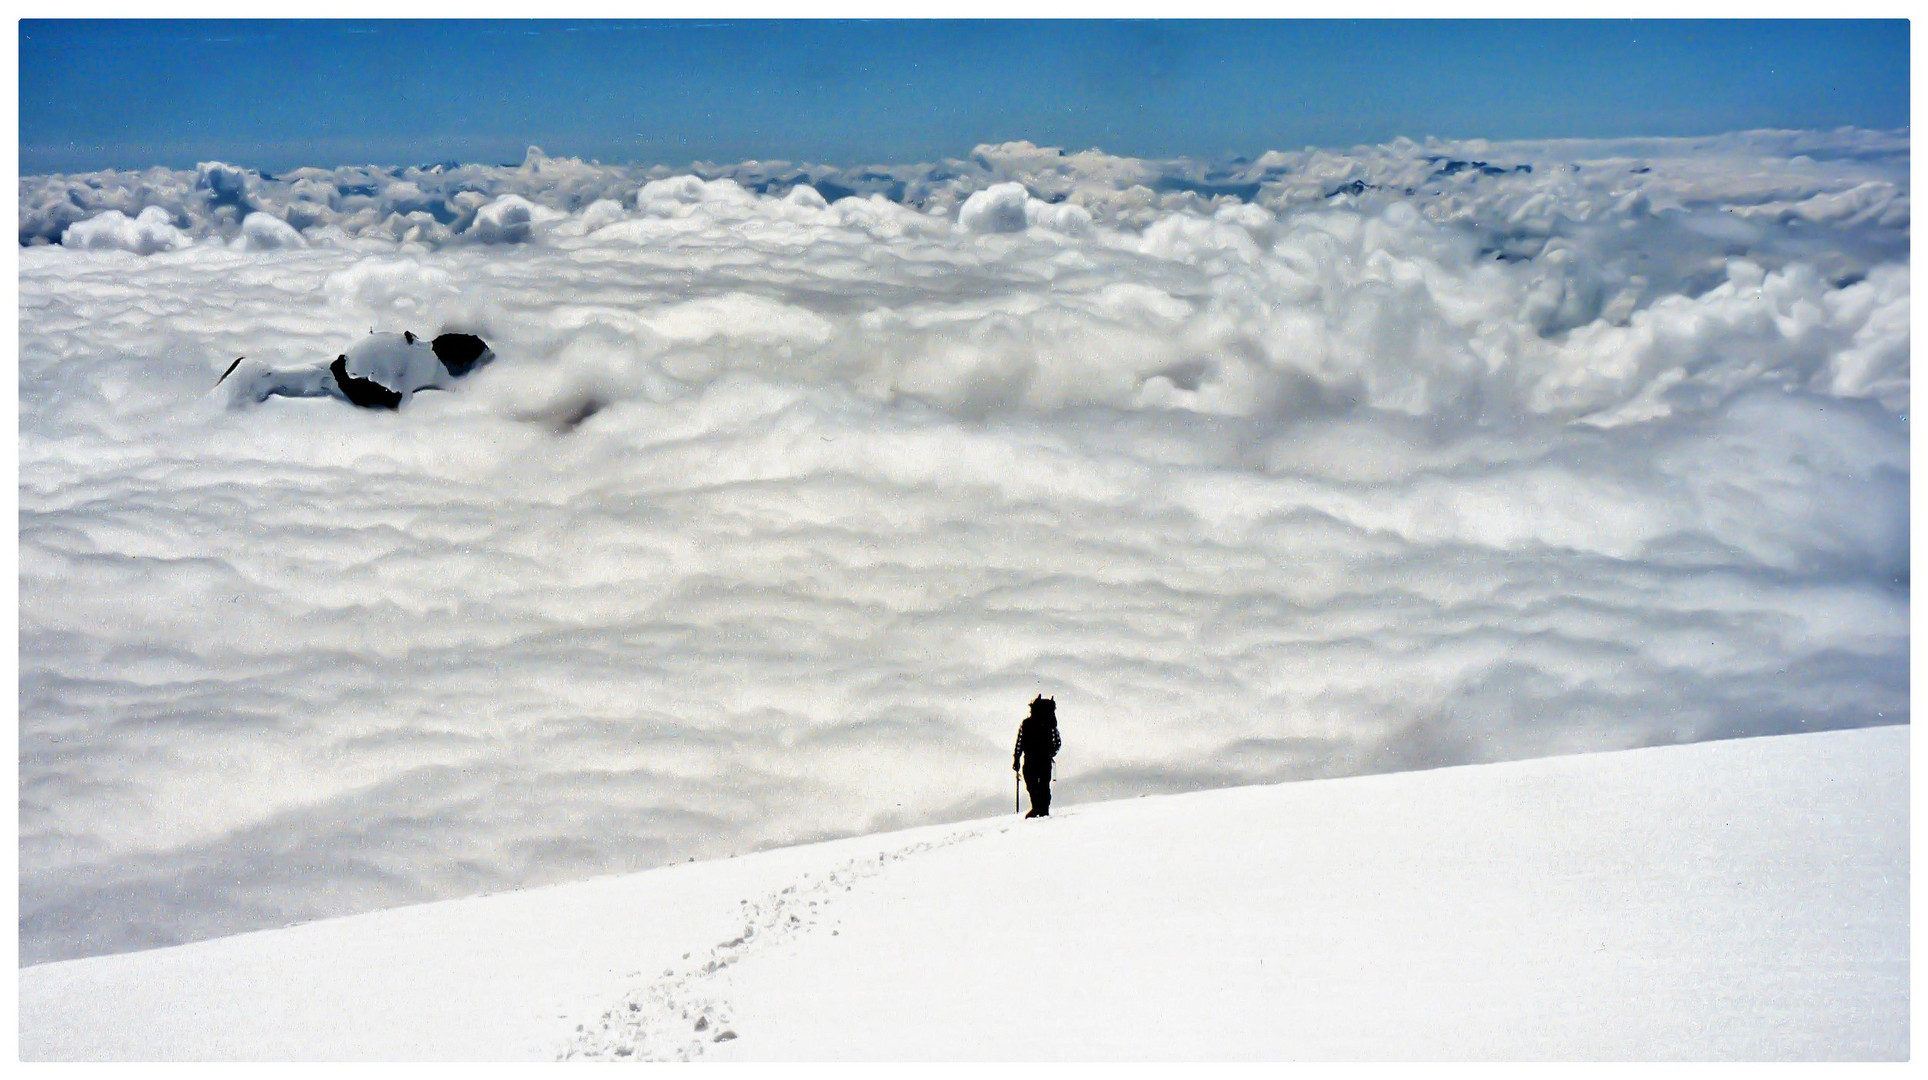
[1015,768,1021,814]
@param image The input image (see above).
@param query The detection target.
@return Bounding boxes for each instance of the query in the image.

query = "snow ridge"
[563,823,1000,1060]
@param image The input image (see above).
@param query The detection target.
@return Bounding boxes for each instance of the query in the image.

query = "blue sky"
[18,20,1911,173]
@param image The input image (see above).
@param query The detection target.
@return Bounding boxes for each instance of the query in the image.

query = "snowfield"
[19,725,1908,1061]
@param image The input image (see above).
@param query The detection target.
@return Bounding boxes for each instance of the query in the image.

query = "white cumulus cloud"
[18,129,1909,965]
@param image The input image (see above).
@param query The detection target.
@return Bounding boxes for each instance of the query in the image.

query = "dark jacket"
[1013,714,1061,773]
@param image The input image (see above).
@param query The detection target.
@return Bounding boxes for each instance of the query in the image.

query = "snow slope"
[19,725,1907,1061]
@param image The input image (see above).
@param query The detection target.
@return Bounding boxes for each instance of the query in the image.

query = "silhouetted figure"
[1013,695,1061,818]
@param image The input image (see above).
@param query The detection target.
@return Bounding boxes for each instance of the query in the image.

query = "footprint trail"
[562,823,1003,1060]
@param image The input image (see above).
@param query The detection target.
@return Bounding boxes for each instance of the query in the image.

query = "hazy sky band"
[19,19,1910,174]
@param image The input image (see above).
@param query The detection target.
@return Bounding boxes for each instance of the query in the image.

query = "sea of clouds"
[19,130,1909,964]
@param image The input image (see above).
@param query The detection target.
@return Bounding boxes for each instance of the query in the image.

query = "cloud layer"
[19,130,1908,964]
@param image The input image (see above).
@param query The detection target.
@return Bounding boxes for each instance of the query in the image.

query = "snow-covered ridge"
[20,727,1908,1061]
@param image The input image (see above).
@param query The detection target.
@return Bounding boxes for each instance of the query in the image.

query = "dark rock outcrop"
[330,355,403,410]
[431,333,491,377]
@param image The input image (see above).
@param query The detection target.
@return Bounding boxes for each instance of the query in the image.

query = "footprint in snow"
[561,825,987,1060]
